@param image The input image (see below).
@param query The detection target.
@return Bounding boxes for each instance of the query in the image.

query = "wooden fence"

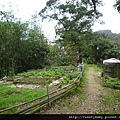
[0,72,82,116]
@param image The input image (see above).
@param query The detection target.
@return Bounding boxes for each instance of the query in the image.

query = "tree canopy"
[0,10,49,78]
[39,0,103,62]
[0,1,120,78]
[114,0,120,12]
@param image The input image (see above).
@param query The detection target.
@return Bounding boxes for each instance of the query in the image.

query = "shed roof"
[103,58,120,65]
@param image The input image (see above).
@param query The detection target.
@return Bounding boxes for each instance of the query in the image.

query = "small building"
[103,58,120,79]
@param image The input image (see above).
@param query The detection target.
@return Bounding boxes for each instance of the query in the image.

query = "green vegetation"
[60,76,74,85]
[0,83,46,111]
[17,69,63,77]
[101,88,120,114]
[17,65,77,78]
[102,96,112,105]
[64,88,84,110]
[17,70,37,77]
[80,64,88,86]
[104,76,120,88]
[114,91,120,101]
[71,87,84,95]
[86,57,94,64]
[92,64,103,72]
[1,1,120,79]
[60,71,79,85]
[97,29,120,46]
[0,0,120,115]
[0,10,49,79]
[39,0,104,64]
[100,110,109,114]
[90,38,119,63]
[59,68,85,111]
[0,65,80,113]
[35,70,62,77]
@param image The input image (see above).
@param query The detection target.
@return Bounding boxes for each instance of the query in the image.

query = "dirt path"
[73,67,103,114]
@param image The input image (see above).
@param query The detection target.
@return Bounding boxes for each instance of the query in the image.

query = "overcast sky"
[0,0,120,41]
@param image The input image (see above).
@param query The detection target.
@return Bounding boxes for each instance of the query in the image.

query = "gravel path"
[73,67,104,114]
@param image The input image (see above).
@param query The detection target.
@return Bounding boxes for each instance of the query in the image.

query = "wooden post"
[46,84,50,107]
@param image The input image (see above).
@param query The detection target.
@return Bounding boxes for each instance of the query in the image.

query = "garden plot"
[13,69,63,86]
[12,66,78,89]
[0,66,80,111]
[13,77,55,85]
[1,66,79,89]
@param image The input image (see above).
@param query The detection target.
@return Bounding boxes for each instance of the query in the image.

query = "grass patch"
[88,64,103,72]
[102,96,112,105]
[71,87,83,95]
[100,110,109,114]
[101,90,120,114]
[80,64,88,86]
[0,83,46,111]
[72,87,85,100]
[94,65,103,72]
[114,91,120,101]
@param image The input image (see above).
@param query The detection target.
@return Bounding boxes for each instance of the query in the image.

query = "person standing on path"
[77,62,84,72]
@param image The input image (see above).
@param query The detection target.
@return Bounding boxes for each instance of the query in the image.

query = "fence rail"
[0,72,82,115]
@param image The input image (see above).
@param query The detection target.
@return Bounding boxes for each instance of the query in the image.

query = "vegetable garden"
[0,65,80,114]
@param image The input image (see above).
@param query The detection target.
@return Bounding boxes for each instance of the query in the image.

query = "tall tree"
[39,0,103,62]
[0,10,49,78]
[114,0,120,12]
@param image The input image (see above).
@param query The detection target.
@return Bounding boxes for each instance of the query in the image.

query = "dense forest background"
[0,0,120,79]
[0,11,50,78]
[97,30,120,45]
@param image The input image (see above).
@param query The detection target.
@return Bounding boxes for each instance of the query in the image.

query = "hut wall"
[104,63,120,79]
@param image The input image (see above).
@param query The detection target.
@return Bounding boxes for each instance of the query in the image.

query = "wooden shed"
[103,58,120,79]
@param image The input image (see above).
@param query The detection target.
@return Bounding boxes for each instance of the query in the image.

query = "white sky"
[92,0,120,33]
[0,0,120,41]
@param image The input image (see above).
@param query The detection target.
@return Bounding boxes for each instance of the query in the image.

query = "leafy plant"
[36,70,63,77]
[114,92,120,101]
[71,87,83,95]
[17,69,63,77]
[60,76,74,85]
[17,70,36,77]
[104,76,120,88]
[86,57,93,64]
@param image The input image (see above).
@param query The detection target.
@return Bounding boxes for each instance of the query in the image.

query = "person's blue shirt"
[77,65,83,71]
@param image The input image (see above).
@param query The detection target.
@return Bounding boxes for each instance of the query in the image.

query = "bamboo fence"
[0,72,82,115]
